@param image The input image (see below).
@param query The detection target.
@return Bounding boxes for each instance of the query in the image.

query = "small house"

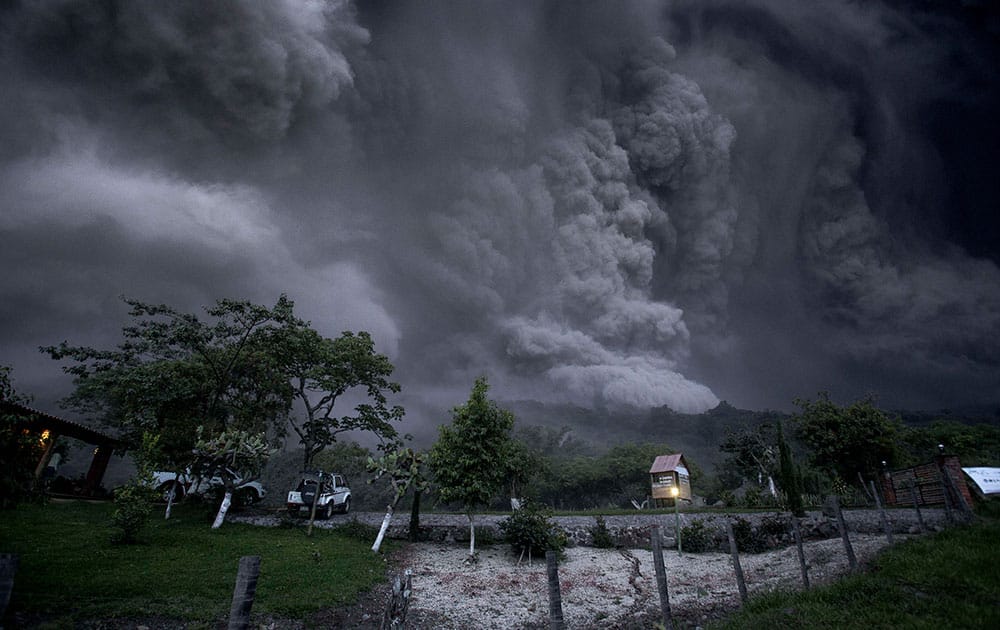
[649,453,691,507]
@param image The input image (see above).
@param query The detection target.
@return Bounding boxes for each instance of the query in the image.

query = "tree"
[43,296,298,468]
[367,447,428,553]
[792,393,902,484]
[429,377,516,560]
[0,364,45,508]
[719,424,778,496]
[282,327,404,469]
[775,421,805,516]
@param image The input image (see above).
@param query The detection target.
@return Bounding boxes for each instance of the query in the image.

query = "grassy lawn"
[711,510,1000,629]
[0,500,389,626]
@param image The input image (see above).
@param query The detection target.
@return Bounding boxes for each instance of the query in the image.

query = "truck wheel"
[321,503,333,520]
[340,497,351,514]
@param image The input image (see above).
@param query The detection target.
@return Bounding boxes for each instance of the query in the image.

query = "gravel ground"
[393,533,901,629]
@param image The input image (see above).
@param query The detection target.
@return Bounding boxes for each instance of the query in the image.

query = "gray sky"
[2,0,998,432]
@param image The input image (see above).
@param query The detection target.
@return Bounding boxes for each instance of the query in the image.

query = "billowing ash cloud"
[1,0,998,425]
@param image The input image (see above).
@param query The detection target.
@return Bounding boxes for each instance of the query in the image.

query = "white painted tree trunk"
[211,490,232,529]
[467,514,476,558]
[372,504,395,553]
[767,475,777,497]
[164,485,175,520]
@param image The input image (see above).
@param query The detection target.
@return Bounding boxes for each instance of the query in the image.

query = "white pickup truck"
[286,471,351,519]
[152,467,266,506]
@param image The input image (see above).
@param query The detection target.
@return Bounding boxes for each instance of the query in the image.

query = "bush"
[110,432,159,544]
[589,515,615,548]
[110,482,157,544]
[498,501,566,557]
[730,516,782,554]
[680,519,717,553]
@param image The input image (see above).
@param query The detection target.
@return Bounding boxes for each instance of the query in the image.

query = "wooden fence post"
[381,569,412,630]
[650,525,674,630]
[831,496,858,571]
[870,480,894,545]
[228,555,261,630]
[908,479,926,533]
[546,550,564,630]
[725,519,748,605]
[790,518,810,589]
[0,554,18,622]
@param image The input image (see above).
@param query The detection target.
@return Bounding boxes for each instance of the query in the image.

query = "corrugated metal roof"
[649,453,686,474]
[0,399,121,445]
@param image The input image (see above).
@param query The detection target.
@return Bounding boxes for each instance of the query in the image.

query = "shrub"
[758,513,789,542]
[110,482,157,544]
[498,501,566,557]
[680,519,716,553]
[589,515,615,548]
[729,516,776,554]
[110,432,159,544]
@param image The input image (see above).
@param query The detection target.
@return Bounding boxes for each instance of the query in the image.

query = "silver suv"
[286,471,351,519]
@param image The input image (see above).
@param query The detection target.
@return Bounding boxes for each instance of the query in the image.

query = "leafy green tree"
[282,326,404,469]
[367,447,428,552]
[43,296,298,467]
[0,364,45,508]
[429,377,516,560]
[775,421,805,516]
[902,421,1000,467]
[792,393,902,485]
[720,424,777,496]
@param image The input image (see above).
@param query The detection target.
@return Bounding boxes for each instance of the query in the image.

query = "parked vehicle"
[286,471,351,519]
[152,467,266,506]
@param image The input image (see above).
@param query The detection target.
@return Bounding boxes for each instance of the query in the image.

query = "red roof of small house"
[649,453,687,474]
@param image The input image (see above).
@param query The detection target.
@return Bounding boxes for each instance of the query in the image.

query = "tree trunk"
[467,513,476,558]
[767,475,777,497]
[409,490,422,542]
[164,483,176,520]
[212,490,233,529]
[372,504,395,553]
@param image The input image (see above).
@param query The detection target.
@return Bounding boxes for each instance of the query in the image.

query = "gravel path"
[396,534,900,629]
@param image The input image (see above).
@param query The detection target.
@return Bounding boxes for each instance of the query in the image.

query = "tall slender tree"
[429,377,516,561]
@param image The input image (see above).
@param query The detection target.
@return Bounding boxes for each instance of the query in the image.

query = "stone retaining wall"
[232,506,955,551]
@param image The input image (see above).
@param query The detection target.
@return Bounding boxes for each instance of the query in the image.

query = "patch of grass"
[0,501,389,625]
[710,516,1000,629]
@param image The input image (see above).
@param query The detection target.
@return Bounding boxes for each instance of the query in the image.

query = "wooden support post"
[908,480,926,533]
[791,517,810,589]
[725,519,748,604]
[831,496,857,571]
[870,480,894,545]
[381,570,412,629]
[228,555,261,630]
[937,468,955,523]
[546,550,564,630]
[940,466,972,517]
[650,525,674,630]
[0,554,18,622]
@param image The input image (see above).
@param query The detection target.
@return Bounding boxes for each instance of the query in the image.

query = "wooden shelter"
[1,400,121,496]
[649,453,691,507]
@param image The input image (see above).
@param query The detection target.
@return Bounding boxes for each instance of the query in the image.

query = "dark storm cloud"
[1,0,998,424]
